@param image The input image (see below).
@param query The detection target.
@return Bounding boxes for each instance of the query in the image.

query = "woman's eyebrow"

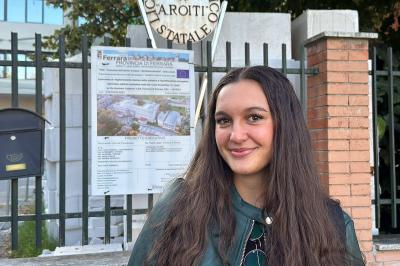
[215,107,270,116]
[214,110,228,117]
[245,107,270,112]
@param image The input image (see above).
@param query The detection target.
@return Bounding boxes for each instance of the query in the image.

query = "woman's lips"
[229,148,256,158]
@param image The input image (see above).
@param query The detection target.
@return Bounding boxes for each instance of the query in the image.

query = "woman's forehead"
[216,80,269,110]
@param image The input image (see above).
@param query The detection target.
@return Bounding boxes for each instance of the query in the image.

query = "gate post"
[305,32,377,263]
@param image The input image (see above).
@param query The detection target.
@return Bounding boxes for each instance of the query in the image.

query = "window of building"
[7,0,25,22]
[0,0,5,21]
[44,2,63,25]
[0,53,5,78]
[17,54,26,80]
[26,56,35,79]
[27,0,43,23]
[5,54,11,79]
[2,0,63,24]
[2,54,31,80]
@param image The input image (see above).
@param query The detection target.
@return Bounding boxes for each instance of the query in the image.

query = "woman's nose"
[229,123,248,143]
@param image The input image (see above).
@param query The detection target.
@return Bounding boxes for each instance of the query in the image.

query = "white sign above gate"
[143,0,221,44]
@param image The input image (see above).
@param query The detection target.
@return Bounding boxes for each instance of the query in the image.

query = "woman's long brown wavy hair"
[146,66,350,265]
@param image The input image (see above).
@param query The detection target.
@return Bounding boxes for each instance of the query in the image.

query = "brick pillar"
[305,32,377,263]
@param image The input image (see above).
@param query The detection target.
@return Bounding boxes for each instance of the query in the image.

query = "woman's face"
[214,79,274,179]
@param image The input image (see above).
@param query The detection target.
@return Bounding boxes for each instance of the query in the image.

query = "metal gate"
[0,32,316,251]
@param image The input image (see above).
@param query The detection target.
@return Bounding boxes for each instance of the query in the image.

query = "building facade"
[0,0,64,110]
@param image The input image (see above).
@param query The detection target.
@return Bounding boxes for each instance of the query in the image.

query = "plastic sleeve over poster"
[90,47,195,195]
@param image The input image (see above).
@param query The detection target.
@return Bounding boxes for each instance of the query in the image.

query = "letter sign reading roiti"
[144,0,221,44]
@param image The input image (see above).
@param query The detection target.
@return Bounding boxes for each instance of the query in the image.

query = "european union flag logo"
[177,69,189,78]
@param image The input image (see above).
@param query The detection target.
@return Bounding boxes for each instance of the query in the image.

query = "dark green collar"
[230,185,266,224]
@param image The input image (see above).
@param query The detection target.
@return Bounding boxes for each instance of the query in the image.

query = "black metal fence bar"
[105,196,111,244]
[226,42,231,71]
[126,196,133,242]
[206,41,212,117]
[102,37,112,245]
[147,195,154,213]
[187,40,193,51]
[0,49,54,56]
[59,35,66,246]
[35,33,43,249]
[35,33,43,115]
[11,33,18,107]
[387,47,397,228]
[125,37,133,243]
[167,40,173,49]
[300,46,307,119]
[10,32,19,251]
[374,70,400,76]
[0,209,149,223]
[371,47,380,228]
[0,58,319,75]
[245,42,250,67]
[81,34,89,246]
[282,44,287,77]
[0,60,84,68]
[377,199,400,204]
[263,43,268,67]
[126,195,133,242]
[145,39,154,214]
[0,32,320,249]
[197,66,319,74]
[11,179,18,250]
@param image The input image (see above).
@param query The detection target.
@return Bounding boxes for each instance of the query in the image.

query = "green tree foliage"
[379,3,400,50]
[43,0,141,56]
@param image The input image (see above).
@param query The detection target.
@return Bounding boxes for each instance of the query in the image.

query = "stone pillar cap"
[304,31,378,46]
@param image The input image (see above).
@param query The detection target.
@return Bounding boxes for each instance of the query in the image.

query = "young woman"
[128,66,364,266]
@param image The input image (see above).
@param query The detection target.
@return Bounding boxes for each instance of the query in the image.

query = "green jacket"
[128,179,364,265]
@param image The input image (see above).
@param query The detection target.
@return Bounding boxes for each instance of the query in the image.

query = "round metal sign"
[144,0,221,44]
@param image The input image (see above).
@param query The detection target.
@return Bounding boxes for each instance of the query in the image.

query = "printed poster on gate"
[91,46,195,195]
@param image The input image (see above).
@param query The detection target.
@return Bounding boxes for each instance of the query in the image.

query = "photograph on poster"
[97,95,190,137]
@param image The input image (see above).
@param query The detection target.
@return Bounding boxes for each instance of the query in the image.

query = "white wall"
[291,10,359,59]
[0,21,63,51]
[128,12,292,65]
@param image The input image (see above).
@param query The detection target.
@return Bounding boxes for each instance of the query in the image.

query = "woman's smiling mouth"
[229,148,257,158]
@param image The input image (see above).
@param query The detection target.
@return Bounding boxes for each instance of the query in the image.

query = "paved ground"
[0,251,131,265]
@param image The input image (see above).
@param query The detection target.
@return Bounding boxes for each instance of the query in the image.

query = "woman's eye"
[216,118,231,126]
[248,114,263,122]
